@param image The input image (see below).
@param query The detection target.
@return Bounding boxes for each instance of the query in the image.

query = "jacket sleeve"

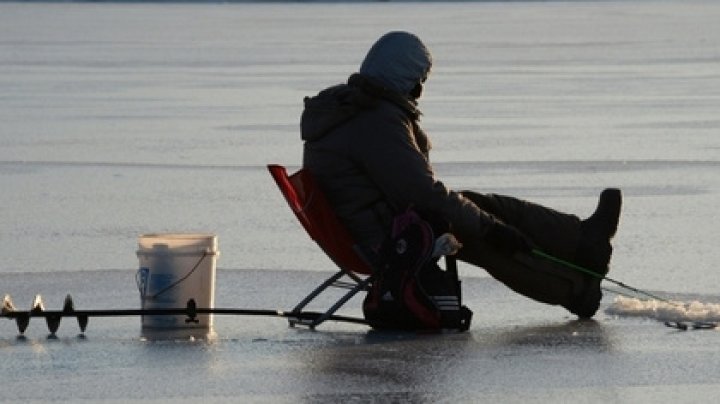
[349,104,497,241]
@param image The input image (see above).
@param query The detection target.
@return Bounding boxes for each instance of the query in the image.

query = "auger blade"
[46,314,61,335]
[63,295,75,313]
[16,295,45,334]
[2,295,29,335]
[16,313,30,334]
[31,295,45,314]
[28,295,61,336]
[77,314,89,333]
[64,295,89,333]
[2,294,16,315]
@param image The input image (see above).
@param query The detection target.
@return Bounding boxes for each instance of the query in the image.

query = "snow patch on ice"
[606,296,720,323]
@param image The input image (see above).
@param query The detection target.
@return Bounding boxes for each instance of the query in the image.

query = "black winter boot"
[567,188,622,318]
[583,188,622,241]
[567,279,603,319]
[575,188,622,276]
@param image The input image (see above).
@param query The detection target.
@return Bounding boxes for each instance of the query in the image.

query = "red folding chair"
[268,164,375,329]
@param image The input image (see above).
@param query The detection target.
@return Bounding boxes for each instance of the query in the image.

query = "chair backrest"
[268,164,373,276]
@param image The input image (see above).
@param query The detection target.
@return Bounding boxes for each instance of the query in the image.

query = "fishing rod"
[1,294,366,336]
[531,249,716,331]
[532,249,669,302]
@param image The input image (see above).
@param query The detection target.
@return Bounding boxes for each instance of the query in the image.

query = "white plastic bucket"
[136,233,219,330]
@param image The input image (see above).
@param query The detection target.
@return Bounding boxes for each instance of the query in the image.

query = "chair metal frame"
[268,164,374,329]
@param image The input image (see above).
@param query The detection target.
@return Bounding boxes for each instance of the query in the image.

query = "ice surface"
[2,269,720,403]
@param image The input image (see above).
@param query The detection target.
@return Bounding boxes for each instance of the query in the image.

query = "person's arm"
[351,106,493,239]
[350,105,532,255]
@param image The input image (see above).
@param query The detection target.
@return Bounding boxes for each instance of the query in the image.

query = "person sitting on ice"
[299,31,622,318]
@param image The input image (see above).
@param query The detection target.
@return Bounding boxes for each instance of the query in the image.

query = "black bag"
[362,210,472,331]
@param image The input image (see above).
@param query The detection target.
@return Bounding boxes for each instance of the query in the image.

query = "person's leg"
[456,190,621,318]
[461,191,582,260]
[456,237,601,317]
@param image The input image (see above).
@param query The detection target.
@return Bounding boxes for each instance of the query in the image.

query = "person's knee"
[459,191,501,216]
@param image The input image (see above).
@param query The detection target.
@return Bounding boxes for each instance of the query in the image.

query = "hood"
[359,31,432,96]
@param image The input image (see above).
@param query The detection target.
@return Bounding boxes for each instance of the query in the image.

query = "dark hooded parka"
[302,32,497,247]
[300,31,607,318]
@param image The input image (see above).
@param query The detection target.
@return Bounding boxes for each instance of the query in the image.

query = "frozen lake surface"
[3,269,720,403]
[1,1,720,402]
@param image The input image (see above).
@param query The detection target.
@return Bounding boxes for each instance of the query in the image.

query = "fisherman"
[300,31,621,318]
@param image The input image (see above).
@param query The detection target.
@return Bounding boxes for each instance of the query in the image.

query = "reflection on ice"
[141,327,218,342]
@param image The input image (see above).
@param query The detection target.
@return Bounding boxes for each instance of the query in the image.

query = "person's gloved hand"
[485,222,533,255]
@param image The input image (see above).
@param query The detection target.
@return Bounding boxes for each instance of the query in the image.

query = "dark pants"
[456,191,589,310]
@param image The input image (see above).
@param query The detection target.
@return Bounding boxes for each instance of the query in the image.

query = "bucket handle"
[136,251,209,301]
[136,267,149,299]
